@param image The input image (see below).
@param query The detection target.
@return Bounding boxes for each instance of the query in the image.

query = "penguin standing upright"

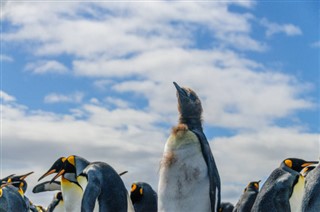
[38,157,83,212]
[0,183,29,212]
[301,162,320,212]
[47,192,65,212]
[130,182,157,212]
[158,82,221,212]
[233,181,260,212]
[251,158,317,212]
[51,155,134,212]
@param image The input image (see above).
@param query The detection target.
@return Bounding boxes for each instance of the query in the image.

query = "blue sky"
[1,1,319,207]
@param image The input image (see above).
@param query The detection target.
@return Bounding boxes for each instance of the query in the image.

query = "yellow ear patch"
[62,157,67,162]
[139,188,143,195]
[254,183,259,189]
[0,188,2,197]
[7,178,12,183]
[131,184,137,192]
[285,159,292,168]
[67,156,75,166]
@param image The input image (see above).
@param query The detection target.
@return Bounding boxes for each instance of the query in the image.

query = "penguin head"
[38,157,67,181]
[130,183,144,204]
[173,82,203,120]
[282,158,318,172]
[55,191,63,201]
[7,171,34,193]
[244,180,260,192]
[51,155,90,182]
[0,174,15,185]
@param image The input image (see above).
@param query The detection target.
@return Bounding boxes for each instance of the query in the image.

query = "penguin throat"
[179,116,202,130]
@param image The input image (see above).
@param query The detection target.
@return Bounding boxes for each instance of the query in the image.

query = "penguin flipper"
[192,128,221,212]
[81,182,101,212]
[32,181,61,193]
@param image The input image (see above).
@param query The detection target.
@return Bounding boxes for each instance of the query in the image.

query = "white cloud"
[105,97,131,109]
[0,90,16,102]
[25,60,68,74]
[0,54,13,62]
[260,18,302,37]
[44,92,84,104]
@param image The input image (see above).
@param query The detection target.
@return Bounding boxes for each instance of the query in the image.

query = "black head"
[39,157,66,181]
[130,183,144,204]
[173,82,203,121]
[244,180,260,192]
[8,171,34,193]
[50,155,78,183]
[56,191,63,201]
[282,158,318,172]
[0,174,15,185]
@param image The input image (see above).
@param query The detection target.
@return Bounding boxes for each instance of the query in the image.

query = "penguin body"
[0,185,28,212]
[38,157,83,212]
[233,181,260,212]
[158,82,220,212]
[251,158,316,212]
[130,182,157,212]
[52,155,134,212]
[301,164,320,212]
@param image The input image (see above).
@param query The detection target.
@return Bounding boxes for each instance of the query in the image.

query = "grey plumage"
[251,158,316,212]
[220,202,234,212]
[233,181,260,212]
[130,182,157,212]
[301,163,320,212]
[0,185,28,212]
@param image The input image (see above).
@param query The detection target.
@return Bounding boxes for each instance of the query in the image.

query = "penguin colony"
[0,82,319,212]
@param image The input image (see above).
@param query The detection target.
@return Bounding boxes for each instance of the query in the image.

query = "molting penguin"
[39,157,83,212]
[233,181,260,212]
[51,155,134,212]
[158,82,221,212]
[130,182,157,212]
[301,162,320,212]
[251,158,317,212]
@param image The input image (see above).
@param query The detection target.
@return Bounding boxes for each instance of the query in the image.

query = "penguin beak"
[50,169,65,183]
[301,161,318,167]
[19,171,34,180]
[38,169,57,181]
[173,82,187,98]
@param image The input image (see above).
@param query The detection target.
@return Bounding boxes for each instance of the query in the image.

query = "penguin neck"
[179,115,203,131]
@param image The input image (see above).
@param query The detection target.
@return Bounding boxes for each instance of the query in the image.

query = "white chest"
[158,131,211,212]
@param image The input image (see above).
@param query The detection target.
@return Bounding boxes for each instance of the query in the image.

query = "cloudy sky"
[1,0,319,207]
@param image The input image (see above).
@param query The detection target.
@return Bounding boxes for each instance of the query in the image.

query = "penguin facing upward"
[39,157,83,212]
[130,182,157,212]
[251,158,317,212]
[7,171,34,195]
[301,162,320,212]
[233,181,260,212]
[158,82,220,212]
[51,155,134,212]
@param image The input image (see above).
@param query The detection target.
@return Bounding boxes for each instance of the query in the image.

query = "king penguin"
[38,157,83,212]
[51,155,134,212]
[130,182,157,212]
[251,158,317,212]
[301,162,320,211]
[47,191,65,212]
[233,180,260,212]
[158,82,221,212]
[0,182,29,212]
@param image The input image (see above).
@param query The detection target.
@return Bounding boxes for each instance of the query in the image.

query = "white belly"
[61,178,83,212]
[290,175,305,212]
[158,131,211,212]
[77,176,99,212]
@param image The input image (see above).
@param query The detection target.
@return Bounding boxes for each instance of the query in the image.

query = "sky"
[1,0,319,207]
